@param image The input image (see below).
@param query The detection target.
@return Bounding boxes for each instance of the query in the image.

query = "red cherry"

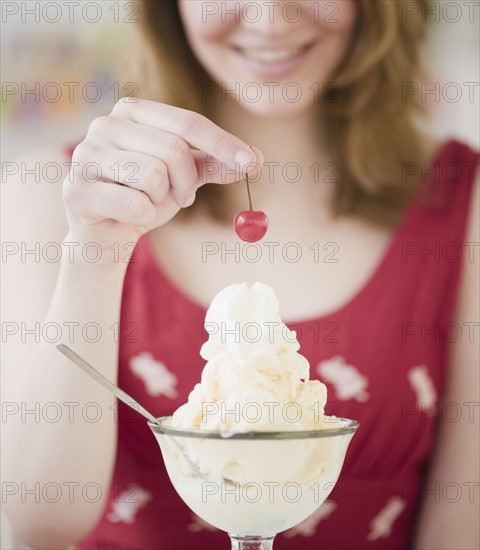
[234,167,269,242]
[234,210,269,242]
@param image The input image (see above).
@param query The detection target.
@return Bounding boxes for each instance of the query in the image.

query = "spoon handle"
[57,343,160,425]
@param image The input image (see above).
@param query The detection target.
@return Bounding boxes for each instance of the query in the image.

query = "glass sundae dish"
[149,282,359,549]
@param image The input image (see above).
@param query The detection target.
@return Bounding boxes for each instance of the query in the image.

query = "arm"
[1,147,128,548]
[1,99,263,549]
[413,173,480,549]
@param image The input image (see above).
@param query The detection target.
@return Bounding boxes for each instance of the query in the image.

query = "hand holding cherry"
[234,171,269,242]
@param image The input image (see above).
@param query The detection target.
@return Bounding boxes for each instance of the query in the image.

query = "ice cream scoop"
[172,282,331,433]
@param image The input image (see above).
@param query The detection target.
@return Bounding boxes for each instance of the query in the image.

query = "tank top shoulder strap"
[413,139,479,220]
[386,139,479,329]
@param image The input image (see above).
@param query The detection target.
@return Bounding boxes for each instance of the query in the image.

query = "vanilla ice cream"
[172,282,331,432]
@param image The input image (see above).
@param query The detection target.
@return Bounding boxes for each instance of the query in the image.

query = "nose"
[239,0,303,38]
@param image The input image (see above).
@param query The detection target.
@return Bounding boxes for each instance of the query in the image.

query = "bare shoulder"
[455,161,479,331]
[449,157,479,378]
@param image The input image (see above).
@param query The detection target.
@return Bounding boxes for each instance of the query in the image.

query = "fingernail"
[234,150,255,168]
[182,194,196,208]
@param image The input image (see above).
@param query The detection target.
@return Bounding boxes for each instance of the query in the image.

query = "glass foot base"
[230,535,275,550]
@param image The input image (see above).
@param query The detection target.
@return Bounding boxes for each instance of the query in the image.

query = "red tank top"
[70,139,478,550]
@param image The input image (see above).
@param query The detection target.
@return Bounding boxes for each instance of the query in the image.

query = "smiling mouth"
[231,42,315,63]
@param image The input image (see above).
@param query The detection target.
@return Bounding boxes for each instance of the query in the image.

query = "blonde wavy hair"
[125,0,430,226]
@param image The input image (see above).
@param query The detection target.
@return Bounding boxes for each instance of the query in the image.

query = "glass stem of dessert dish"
[149,282,360,549]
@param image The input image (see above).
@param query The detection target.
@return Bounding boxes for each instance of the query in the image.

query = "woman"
[3,1,478,549]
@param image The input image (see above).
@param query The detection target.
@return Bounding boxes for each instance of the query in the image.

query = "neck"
[208,98,335,224]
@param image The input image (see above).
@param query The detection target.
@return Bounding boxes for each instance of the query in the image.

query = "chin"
[236,96,317,119]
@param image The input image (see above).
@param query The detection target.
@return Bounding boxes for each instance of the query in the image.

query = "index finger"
[112,98,261,173]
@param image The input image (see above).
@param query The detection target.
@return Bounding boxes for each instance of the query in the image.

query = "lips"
[232,42,312,62]
[230,41,316,78]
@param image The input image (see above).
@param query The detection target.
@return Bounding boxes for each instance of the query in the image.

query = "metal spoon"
[56,343,206,480]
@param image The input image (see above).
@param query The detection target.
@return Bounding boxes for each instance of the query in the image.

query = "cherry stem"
[245,173,253,211]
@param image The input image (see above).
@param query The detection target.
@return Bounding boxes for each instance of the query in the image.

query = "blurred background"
[1,0,478,548]
[1,0,479,162]
[1,0,123,161]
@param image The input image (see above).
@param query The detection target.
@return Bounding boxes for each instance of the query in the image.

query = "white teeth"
[241,47,303,62]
